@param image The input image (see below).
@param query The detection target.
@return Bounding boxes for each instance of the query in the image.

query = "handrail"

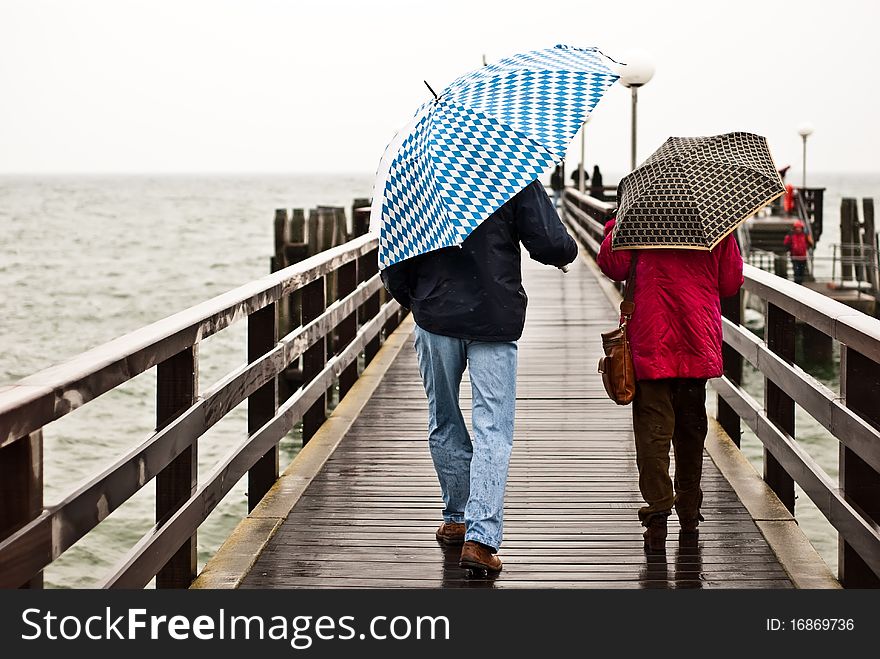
[561,187,615,257]
[0,233,377,448]
[0,233,405,588]
[102,299,400,588]
[721,265,880,587]
[743,264,880,358]
[713,375,880,578]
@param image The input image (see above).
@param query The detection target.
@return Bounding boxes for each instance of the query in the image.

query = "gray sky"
[1,0,878,177]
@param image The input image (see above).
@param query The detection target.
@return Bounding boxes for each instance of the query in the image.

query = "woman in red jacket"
[597,219,744,551]
[783,220,813,284]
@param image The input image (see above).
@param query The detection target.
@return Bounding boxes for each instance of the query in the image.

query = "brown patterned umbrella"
[611,132,785,250]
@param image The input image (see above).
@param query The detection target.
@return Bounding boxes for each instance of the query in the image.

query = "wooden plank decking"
[239,255,793,589]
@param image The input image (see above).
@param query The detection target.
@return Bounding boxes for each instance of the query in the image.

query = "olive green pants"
[632,378,708,525]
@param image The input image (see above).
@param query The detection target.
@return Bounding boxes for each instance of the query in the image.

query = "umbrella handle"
[560,264,570,273]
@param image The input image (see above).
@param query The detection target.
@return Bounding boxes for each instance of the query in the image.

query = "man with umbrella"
[372,45,618,573]
[382,182,577,573]
[597,132,782,552]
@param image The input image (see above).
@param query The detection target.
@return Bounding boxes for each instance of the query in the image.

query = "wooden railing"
[561,187,616,257]
[715,266,880,588]
[0,234,403,589]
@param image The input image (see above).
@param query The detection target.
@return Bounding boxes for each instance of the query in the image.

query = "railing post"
[764,303,796,513]
[839,346,880,587]
[841,198,857,282]
[336,260,359,399]
[359,247,381,367]
[718,289,743,446]
[0,430,43,588]
[155,345,198,588]
[247,303,279,511]
[302,277,327,444]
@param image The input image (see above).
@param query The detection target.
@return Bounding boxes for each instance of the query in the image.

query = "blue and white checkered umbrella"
[370,44,619,269]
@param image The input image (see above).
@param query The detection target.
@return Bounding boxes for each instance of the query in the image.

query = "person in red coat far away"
[597,218,744,552]
[783,220,813,284]
[783,184,796,215]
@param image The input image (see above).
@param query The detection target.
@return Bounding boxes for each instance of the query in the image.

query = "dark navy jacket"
[380,180,578,342]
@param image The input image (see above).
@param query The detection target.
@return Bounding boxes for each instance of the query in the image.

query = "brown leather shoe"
[459,541,503,573]
[435,521,466,545]
[678,509,704,534]
[643,516,668,553]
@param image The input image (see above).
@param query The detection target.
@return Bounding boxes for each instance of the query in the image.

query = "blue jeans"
[413,325,517,551]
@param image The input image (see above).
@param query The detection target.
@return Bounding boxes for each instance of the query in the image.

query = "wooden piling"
[273,209,289,268]
[841,198,857,282]
[863,198,877,292]
[271,200,385,436]
[352,199,371,236]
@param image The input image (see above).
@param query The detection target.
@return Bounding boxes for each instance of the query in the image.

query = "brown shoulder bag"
[598,255,637,405]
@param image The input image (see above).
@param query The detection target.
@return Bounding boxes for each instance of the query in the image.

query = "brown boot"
[678,509,704,534]
[643,516,667,553]
[459,541,503,573]
[435,521,466,545]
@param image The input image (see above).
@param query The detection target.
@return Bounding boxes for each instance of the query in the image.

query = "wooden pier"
[1,189,878,590]
[197,257,811,589]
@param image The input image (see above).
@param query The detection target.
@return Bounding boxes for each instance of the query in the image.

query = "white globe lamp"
[617,50,655,170]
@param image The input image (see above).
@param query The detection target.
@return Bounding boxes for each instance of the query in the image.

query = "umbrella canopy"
[611,132,785,251]
[370,44,619,269]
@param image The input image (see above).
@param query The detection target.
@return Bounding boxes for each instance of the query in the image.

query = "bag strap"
[619,253,638,321]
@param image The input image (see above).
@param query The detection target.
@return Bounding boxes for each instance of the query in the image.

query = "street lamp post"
[617,50,655,171]
[797,121,814,190]
[579,119,589,195]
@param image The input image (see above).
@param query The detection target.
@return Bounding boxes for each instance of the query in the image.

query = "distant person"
[381,180,578,575]
[783,184,796,215]
[771,165,791,215]
[549,163,565,209]
[570,164,588,190]
[597,217,744,552]
[784,219,813,284]
[589,164,605,201]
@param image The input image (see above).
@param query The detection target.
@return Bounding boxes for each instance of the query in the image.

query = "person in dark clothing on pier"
[381,179,577,574]
[549,163,565,208]
[589,164,605,200]
[570,163,588,189]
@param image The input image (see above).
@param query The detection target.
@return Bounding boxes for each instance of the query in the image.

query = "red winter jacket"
[783,231,811,259]
[597,220,744,381]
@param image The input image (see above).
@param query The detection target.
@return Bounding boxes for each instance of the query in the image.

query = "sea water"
[0,173,373,587]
